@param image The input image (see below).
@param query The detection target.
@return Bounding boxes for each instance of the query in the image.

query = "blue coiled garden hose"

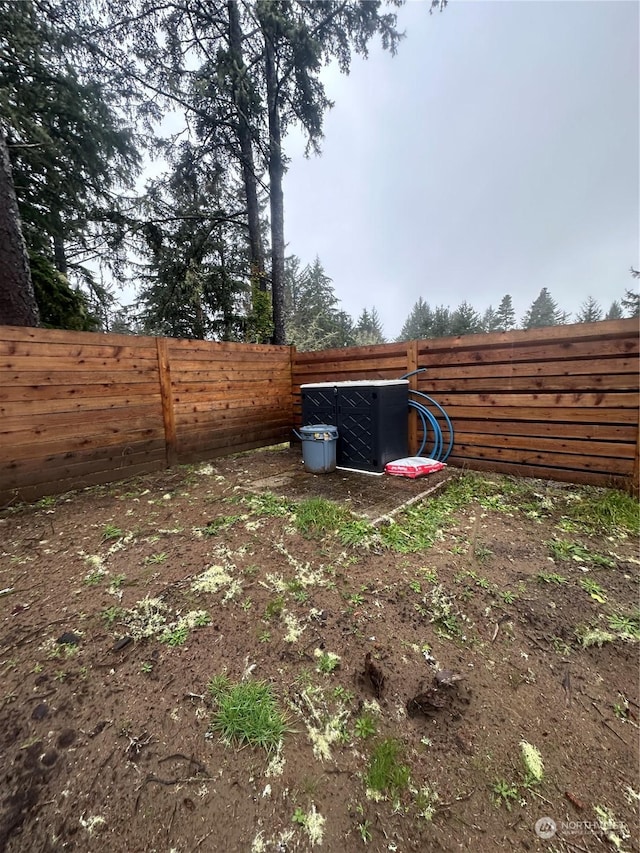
[401,369,455,462]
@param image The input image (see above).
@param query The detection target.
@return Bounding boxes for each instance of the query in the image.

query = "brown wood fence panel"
[167,338,293,464]
[0,327,294,506]
[292,319,640,491]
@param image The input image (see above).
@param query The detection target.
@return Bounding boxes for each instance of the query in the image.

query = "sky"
[282,0,639,340]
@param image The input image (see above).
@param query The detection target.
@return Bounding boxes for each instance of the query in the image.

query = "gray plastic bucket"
[295,424,338,474]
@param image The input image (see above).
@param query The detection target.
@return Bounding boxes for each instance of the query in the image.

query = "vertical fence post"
[407,339,419,456]
[633,422,639,496]
[156,337,178,467]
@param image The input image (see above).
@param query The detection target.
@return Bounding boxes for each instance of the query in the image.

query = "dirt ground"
[1,445,638,853]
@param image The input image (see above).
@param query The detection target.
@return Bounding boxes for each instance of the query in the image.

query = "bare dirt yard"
[1,445,638,853]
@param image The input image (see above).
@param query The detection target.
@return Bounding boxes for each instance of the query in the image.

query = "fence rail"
[1,318,638,505]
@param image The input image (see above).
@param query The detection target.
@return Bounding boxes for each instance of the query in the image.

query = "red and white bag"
[385,457,446,479]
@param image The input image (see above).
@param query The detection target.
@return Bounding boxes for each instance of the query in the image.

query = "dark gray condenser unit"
[300,380,409,473]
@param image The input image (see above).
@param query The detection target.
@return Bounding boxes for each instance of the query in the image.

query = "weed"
[474,546,493,563]
[608,612,640,640]
[475,576,490,589]
[492,779,519,810]
[109,574,126,590]
[140,661,153,674]
[613,698,629,721]
[357,820,372,843]
[354,714,377,739]
[292,807,307,827]
[366,739,410,797]
[209,678,288,754]
[102,606,123,628]
[577,627,616,648]
[102,523,123,541]
[333,686,354,704]
[409,580,421,594]
[348,593,365,608]
[548,539,615,568]
[146,553,167,564]
[84,569,106,586]
[258,630,271,644]
[203,515,243,535]
[160,625,189,646]
[265,596,285,620]
[338,520,374,547]
[551,636,572,656]
[415,784,439,821]
[36,495,56,509]
[241,599,253,612]
[498,590,516,604]
[536,571,567,585]
[315,650,341,675]
[244,492,292,517]
[31,663,43,674]
[54,670,67,682]
[579,578,607,603]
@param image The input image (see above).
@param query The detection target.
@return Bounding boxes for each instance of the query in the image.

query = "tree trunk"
[227,0,267,292]
[0,131,40,327]
[264,34,286,346]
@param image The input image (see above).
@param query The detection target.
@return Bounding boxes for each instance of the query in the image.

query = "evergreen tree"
[397,297,432,341]
[576,296,602,323]
[1,0,140,326]
[431,305,451,338]
[482,305,500,332]
[605,300,623,320]
[495,294,516,331]
[621,288,639,318]
[521,288,563,329]
[450,300,482,336]
[283,255,353,350]
[354,307,386,346]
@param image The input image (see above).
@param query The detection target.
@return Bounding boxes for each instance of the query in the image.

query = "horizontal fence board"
[449,442,633,475]
[0,340,158,360]
[434,405,637,424]
[417,374,638,393]
[0,368,160,388]
[167,338,290,355]
[416,355,638,382]
[453,431,636,459]
[0,325,158,347]
[173,394,292,417]
[178,436,290,466]
[446,457,630,490]
[0,393,162,418]
[0,382,161,403]
[5,427,166,463]
[421,392,638,410]
[2,355,159,372]
[446,419,636,443]
[0,460,166,508]
[177,425,291,458]
[1,445,167,490]
[1,404,164,440]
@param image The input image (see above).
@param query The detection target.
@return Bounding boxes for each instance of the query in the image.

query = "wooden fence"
[0,326,292,506]
[1,318,638,505]
[292,318,639,491]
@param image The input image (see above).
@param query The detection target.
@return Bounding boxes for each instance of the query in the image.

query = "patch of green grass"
[109,574,126,589]
[294,498,350,537]
[102,523,123,541]
[366,738,410,797]
[84,569,105,586]
[36,495,57,509]
[338,519,375,547]
[208,677,288,754]
[357,820,372,843]
[564,488,640,536]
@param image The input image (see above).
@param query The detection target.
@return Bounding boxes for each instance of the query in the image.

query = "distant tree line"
[395,287,640,342]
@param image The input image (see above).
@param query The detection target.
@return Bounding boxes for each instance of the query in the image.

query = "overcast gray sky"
[283,0,639,340]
